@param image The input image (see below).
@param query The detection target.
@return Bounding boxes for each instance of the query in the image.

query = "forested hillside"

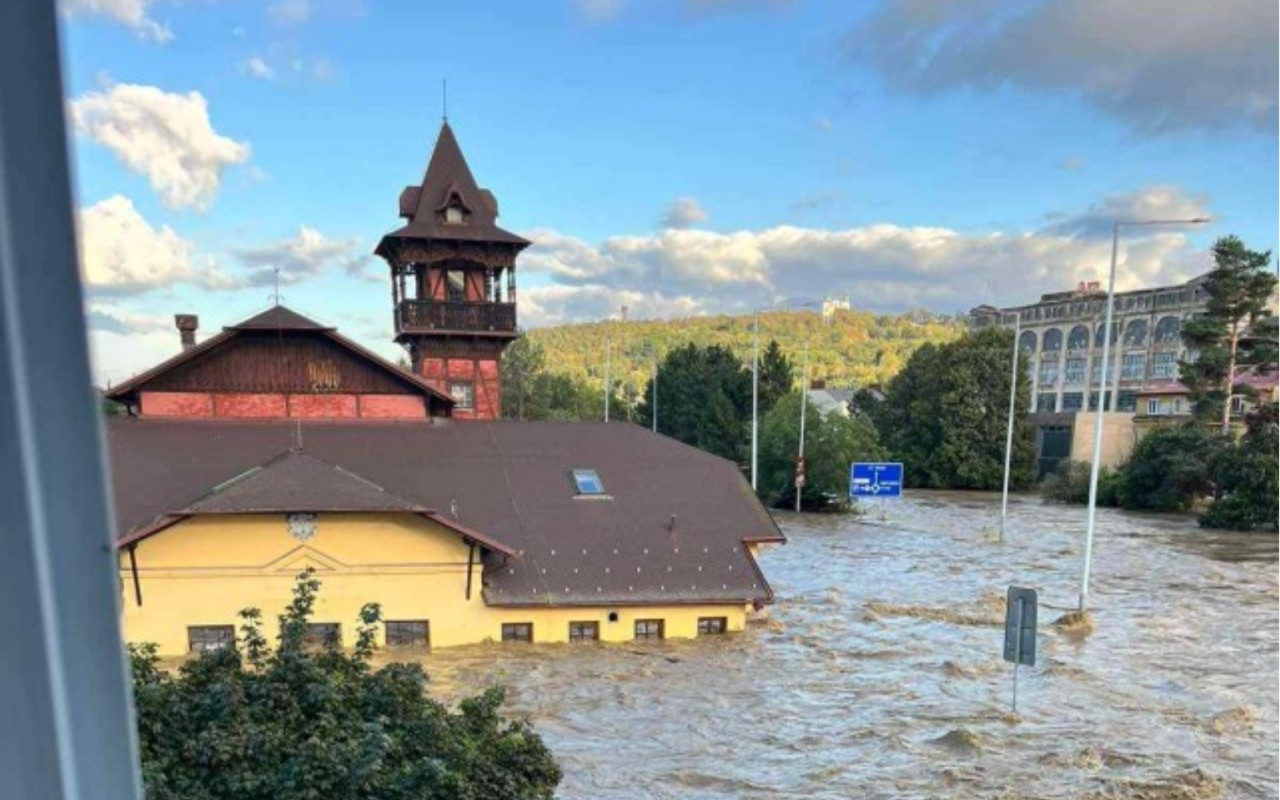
[522,308,963,400]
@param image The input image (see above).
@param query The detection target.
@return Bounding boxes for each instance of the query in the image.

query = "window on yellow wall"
[502,623,533,642]
[569,621,599,642]
[634,619,664,640]
[697,617,727,636]
[386,620,429,648]
[188,625,235,653]
[303,623,341,649]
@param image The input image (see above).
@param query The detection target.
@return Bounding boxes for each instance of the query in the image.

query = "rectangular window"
[1115,391,1137,412]
[697,617,727,636]
[1151,352,1177,379]
[1037,361,1058,386]
[304,623,341,649]
[1121,353,1146,381]
[571,468,605,495]
[568,621,599,642]
[1064,357,1086,384]
[1088,391,1112,412]
[502,623,533,643]
[188,625,235,653]
[634,619,664,640]
[1090,357,1114,385]
[449,382,474,409]
[1230,395,1245,415]
[1036,393,1057,413]
[446,270,466,302]
[386,620,429,648]
[1147,398,1159,415]
[1061,392,1084,412]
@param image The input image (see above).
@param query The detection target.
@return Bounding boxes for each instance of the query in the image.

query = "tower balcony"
[396,299,517,336]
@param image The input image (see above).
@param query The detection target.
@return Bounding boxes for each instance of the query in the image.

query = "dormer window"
[444,204,465,224]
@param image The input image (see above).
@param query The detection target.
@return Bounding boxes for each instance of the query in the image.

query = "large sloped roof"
[376,122,530,253]
[105,305,453,410]
[106,418,783,607]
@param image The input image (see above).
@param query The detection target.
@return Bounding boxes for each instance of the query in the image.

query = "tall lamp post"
[751,300,817,493]
[795,341,810,512]
[999,312,1022,542]
[1078,217,1209,612]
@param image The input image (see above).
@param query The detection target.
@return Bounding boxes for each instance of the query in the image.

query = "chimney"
[174,314,198,351]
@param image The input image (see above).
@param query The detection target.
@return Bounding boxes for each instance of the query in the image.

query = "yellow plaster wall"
[120,513,746,654]
[1070,412,1138,469]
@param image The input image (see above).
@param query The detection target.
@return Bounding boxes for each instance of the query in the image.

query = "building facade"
[970,276,1210,475]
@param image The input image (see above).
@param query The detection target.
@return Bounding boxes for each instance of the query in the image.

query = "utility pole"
[999,313,1021,542]
[604,335,611,423]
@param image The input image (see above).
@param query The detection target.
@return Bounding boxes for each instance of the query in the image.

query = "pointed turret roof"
[376,122,529,254]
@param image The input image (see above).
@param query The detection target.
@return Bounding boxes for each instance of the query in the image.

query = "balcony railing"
[397,300,517,334]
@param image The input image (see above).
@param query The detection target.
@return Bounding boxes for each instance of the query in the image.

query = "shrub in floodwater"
[1040,461,1121,507]
[128,570,562,800]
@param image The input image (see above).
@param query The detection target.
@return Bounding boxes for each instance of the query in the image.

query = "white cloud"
[845,0,1278,133]
[268,0,311,26]
[60,0,172,42]
[661,196,709,229]
[240,57,276,81]
[235,226,362,285]
[71,83,251,210]
[518,185,1216,324]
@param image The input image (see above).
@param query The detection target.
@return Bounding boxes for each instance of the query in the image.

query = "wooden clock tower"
[375,123,529,420]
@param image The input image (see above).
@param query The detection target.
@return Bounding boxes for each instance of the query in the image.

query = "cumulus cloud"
[661,197,709,229]
[71,83,251,210]
[235,226,362,285]
[517,185,1215,325]
[844,0,1278,133]
[60,0,172,42]
[77,195,209,293]
[85,308,171,336]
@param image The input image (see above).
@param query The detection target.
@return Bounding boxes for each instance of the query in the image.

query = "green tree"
[636,343,751,461]
[872,327,1035,490]
[757,339,795,416]
[129,571,561,800]
[1180,236,1278,433]
[500,335,546,421]
[1114,425,1229,512]
[1199,404,1279,531]
[758,391,886,510]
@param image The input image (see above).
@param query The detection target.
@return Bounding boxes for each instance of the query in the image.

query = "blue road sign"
[849,462,904,498]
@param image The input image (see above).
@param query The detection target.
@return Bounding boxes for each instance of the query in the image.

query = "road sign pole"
[1012,663,1019,713]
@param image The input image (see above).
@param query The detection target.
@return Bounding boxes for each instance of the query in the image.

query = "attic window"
[571,469,605,496]
[444,204,465,224]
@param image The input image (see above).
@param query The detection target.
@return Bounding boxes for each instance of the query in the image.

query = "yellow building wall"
[1070,411,1138,469]
[120,513,747,655]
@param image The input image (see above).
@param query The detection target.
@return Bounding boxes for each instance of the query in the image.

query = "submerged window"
[697,617,727,636]
[386,620,430,648]
[502,623,533,643]
[188,625,234,653]
[571,469,604,495]
[569,621,599,642]
[634,619,664,640]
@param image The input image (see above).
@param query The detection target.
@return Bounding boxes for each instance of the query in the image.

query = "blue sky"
[59,0,1278,384]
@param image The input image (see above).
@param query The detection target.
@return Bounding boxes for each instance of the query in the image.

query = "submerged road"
[407,492,1279,799]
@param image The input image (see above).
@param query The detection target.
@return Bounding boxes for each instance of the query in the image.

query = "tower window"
[449,382,474,409]
[444,205,465,224]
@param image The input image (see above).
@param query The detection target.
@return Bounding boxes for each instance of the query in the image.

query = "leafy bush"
[1041,461,1120,507]
[129,571,561,800]
[1115,425,1229,513]
[1200,405,1279,532]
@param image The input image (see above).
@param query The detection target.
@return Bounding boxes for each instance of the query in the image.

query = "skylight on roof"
[571,469,604,496]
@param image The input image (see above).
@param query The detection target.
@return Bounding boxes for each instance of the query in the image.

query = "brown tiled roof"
[376,123,530,253]
[105,305,453,411]
[106,418,783,606]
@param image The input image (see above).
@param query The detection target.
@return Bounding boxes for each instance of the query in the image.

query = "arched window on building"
[1042,328,1063,352]
[1154,316,1180,344]
[1123,319,1148,347]
[1018,330,1037,353]
[1094,321,1118,347]
[1067,324,1090,350]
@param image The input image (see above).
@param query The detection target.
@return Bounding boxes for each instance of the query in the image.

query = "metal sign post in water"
[1002,586,1037,713]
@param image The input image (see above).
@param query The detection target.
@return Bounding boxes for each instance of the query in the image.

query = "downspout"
[127,544,142,607]
[465,541,476,601]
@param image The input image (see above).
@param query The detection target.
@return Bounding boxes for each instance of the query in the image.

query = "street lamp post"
[795,341,809,513]
[751,311,760,491]
[999,313,1022,543]
[1078,217,1209,612]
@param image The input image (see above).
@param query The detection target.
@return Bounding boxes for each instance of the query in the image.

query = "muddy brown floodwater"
[400,491,1279,799]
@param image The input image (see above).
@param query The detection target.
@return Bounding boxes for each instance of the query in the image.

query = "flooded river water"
[412,492,1278,799]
